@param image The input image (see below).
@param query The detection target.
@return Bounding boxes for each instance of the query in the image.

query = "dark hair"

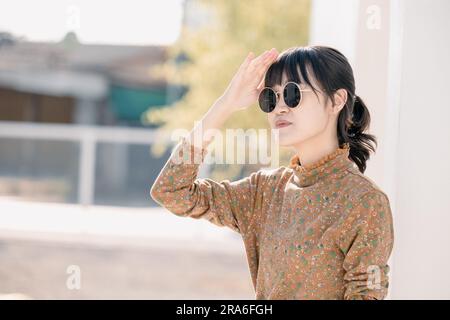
[264,45,377,173]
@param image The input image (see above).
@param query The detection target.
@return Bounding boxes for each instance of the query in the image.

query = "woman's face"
[267,71,334,148]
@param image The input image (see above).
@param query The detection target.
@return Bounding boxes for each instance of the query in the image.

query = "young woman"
[150,46,394,300]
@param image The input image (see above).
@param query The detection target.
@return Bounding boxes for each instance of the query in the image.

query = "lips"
[275,120,292,128]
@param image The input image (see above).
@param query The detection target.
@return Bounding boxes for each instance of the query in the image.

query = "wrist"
[213,96,235,116]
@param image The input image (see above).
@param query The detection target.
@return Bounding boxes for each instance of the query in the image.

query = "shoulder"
[229,166,293,192]
[342,166,391,204]
[337,167,394,232]
[253,165,294,184]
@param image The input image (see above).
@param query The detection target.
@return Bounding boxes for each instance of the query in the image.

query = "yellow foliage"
[145,0,311,180]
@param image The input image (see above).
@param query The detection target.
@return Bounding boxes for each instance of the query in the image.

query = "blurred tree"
[144,0,310,181]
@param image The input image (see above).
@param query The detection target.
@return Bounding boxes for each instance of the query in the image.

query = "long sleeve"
[150,136,264,235]
[337,191,395,300]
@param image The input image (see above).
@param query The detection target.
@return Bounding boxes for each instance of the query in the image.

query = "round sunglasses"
[258,81,314,113]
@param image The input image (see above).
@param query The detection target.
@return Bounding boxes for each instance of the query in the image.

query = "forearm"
[187,97,234,151]
[151,98,233,211]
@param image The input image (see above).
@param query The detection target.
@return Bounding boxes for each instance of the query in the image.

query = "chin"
[276,133,310,148]
[276,136,300,147]
[271,127,295,146]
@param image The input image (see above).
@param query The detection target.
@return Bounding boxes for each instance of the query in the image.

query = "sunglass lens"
[258,88,277,113]
[283,82,301,108]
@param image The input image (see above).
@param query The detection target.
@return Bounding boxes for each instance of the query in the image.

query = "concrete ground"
[0,198,255,299]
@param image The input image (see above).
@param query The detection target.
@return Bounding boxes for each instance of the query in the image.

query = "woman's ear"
[331,89,348,114]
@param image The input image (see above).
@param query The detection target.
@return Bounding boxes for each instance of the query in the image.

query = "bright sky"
[0,0,184,45]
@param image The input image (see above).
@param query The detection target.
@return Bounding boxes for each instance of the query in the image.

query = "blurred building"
[0,31,186,126]
[0,31,190,206]
[0,2,252,301]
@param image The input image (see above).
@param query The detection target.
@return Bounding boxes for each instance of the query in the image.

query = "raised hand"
[219,48,279,112]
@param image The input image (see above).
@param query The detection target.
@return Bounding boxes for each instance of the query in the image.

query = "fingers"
[263,48,279,65]
[249,50,270,69]
[240,48,278,75]
[257,76,267,91]
[251,48,277,68]
[240,48,278,90]
[239,51,254,71]
[257,77,265,91]
[256,49,278,84]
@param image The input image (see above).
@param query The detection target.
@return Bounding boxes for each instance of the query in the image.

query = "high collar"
[288,142,354,187]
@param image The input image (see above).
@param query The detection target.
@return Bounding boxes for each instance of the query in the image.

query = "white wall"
[388,0,450,299]
[309,0,360,65]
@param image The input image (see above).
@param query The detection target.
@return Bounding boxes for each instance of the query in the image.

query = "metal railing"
[0,120,209,206]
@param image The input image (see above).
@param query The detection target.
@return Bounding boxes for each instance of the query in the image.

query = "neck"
[292,135,340,167]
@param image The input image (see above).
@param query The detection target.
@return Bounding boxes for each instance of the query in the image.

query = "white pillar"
[387,0,450,299]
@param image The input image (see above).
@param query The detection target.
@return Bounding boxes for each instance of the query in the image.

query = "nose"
[273,94,290,114]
